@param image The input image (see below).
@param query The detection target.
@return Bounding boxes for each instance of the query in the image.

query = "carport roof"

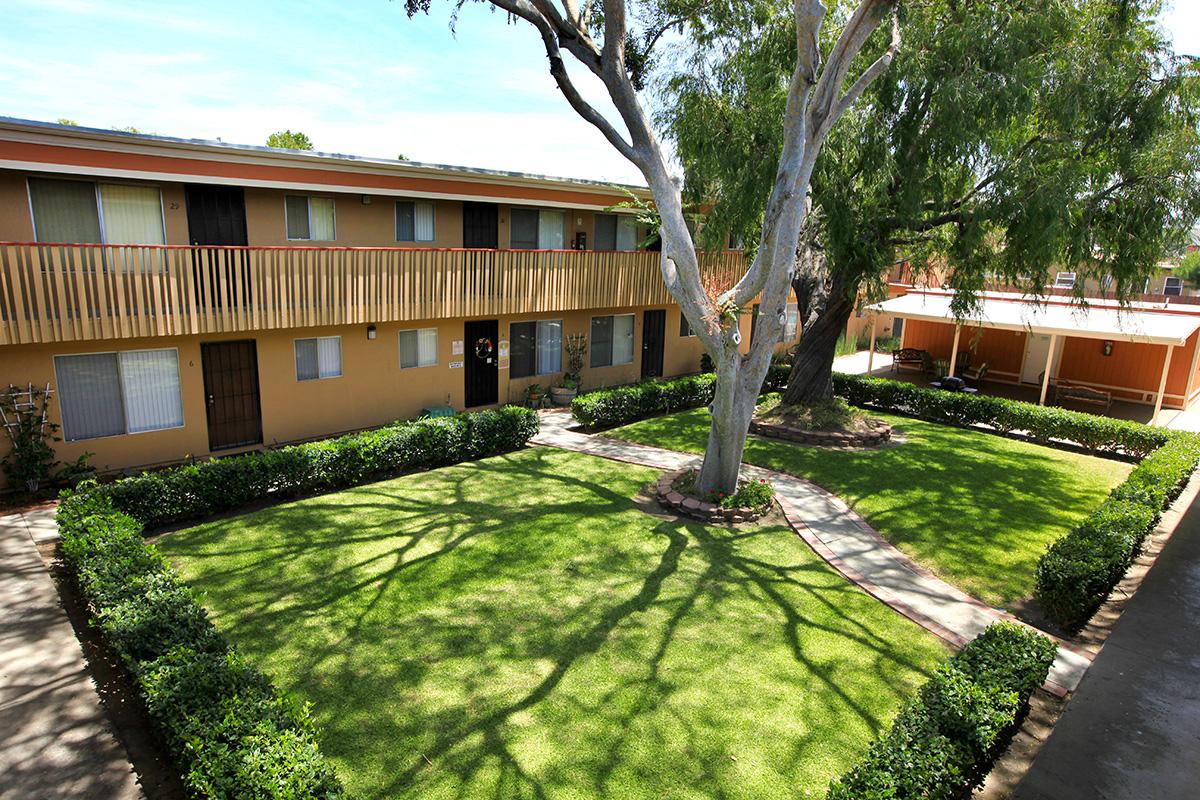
[868,292,1200,347]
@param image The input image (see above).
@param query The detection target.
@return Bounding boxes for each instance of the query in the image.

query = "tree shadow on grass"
[159,448,943,799]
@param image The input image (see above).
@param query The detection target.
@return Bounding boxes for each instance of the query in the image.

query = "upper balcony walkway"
[0,243,743,346]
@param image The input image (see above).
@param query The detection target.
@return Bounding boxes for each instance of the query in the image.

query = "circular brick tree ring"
[655,468,772,524]
[749,418,892,448]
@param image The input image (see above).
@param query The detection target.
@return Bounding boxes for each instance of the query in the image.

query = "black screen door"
[463,202,499,248]
[185,185,248,245]
[464,320,499,407]
[201,340,263,451]
[641,309,666,379]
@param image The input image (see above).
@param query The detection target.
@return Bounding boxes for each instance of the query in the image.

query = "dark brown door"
[185,185,248,245]
[201,340,263,451]
[463,202,499,248]
[464,320,499,407]
[641,309,666,379]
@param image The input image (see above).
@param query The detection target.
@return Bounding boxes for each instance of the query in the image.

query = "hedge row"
[570,363,791,429]
[90,405,539,530]
[833,373,1168,458]
[57,490,345,798]
[827,622,1057,800]
[1034,433,1200,628]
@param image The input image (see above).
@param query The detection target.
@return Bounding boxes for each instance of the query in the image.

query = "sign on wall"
[452,340,464,356]
[449,360,464,369]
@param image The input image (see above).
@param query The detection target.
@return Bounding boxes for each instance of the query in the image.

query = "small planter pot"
[550,386,577,406]
[527,393,544,408]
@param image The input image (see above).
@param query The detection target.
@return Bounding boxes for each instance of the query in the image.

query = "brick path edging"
[655,468,770,524]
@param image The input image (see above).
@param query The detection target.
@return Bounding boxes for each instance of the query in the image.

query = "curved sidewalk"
[532,410,1091,694]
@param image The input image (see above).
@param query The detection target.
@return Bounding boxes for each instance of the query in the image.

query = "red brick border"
[655,468,770,524]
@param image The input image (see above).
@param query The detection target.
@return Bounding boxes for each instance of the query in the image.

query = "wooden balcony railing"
[0,243,744,345]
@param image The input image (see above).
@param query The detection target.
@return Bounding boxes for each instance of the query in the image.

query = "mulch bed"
[749,417,893,447]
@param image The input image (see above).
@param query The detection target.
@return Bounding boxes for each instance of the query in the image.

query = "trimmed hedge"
[827,622,1057,800]
[89,405,539,530]
[1034,433,1200,628]
[570,363,790,429]
[57,490,345,798]
[833,373,1168,457]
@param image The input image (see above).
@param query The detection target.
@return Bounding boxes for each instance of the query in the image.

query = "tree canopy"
[266,130,315,150]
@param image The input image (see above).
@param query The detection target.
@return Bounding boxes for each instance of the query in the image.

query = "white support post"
[947,324,962,376]
[867,316,878,375]
[1153,344,1175,426]
[1039,334,1058,406]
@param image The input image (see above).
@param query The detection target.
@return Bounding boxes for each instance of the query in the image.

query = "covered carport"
[865,292,1200,425]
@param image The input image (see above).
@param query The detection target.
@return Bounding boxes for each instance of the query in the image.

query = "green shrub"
[827,622,1056,800]
[86,405,538,529]
[1034,433,1200,628]
[56,494,345,798]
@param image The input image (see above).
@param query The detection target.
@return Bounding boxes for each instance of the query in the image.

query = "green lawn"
[158,447,946,800]
[609,409,1131,607]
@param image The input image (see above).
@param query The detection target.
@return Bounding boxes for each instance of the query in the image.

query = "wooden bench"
[1055,382,1112,412]
[892,348,930,373]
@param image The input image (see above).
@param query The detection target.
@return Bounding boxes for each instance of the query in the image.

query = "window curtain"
[594,214,617,250]
[414,202,435,242]
[317,336,341,378]
[55,353,125,440]
[396,201,415,241]
[613,315,635,364]
[510,208,539,249]
[590,316,613,367]
[616,216,638,251]
[309,197,336,240]
[28,178,102,243]
[538,210,565,249]
[295,338,319,380]
[417,328,437,365]
[286,196,310,239]
[536,320,562,374]
[119,350,182,433]
[99,184,165,244]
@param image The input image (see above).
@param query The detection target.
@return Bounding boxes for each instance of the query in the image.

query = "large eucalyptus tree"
[666,0,1200,404]
[404,0,903,492]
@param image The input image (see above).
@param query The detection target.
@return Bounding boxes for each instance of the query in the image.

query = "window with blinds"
[399,328,438,368]
[595,213,638,251]
[98,184,165,244]
[286,195,336,241]
[590,314,635,367]
[511,208,565,249]
[295,336,342,380]
[54,349,183,441]
[396,201,436,242]
[509,320,562,378]
[29,178,164,245]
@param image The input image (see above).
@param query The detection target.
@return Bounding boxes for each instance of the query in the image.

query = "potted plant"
[525,383,546,408]
[552,334,588,406]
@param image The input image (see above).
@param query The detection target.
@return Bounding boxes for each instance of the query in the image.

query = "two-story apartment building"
[0,118,765,484]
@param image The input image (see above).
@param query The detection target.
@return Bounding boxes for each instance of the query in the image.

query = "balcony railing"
[0,243,744,345]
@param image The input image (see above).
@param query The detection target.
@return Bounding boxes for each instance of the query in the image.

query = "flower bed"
[655,468,774,524]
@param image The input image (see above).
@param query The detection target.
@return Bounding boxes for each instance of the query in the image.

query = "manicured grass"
[158,447,946,800]
[610,409,1132,607]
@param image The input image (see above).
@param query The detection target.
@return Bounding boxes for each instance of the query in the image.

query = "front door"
[464,319,499,407]
[641,309,666,379]
[201,340,263,451]
[463,202,499,248]
[185,185,248,245]
[1021,333,1062,384]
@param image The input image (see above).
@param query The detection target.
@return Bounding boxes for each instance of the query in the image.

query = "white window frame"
[285,195,337,241]
[53,347,184,441]
[398,327,439,369]
[1164,276,1183,296]
[294,336,342,381]
[27,176,166,245]
[1053,271,1076,289]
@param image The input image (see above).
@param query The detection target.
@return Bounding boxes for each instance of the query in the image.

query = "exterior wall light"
[367,324,377,340]
[1103,340,1113,357]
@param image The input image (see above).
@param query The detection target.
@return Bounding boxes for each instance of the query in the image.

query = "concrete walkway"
[532,410,1092,694]
[0,508,142,799]
[1012,489,1200,799]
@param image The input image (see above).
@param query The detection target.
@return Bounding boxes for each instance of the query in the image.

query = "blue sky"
[2,0,1197,186]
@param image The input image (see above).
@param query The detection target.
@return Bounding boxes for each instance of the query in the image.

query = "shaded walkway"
[532,409,1092,694]
[1012,489,1200,799]
[0,509,141,799]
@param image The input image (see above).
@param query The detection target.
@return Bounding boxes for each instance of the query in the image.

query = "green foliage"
[562,333,588,387]
[0,384,59,490]
[1175,250,1200,287]
[834,373,1167,457]
[83,406,539,530]
[55,492,345,798]
[266,129,315,150]
[570,366,791,429]
[678,469,774,511]
[827,622,1057,800]
[1035,434,1200,628]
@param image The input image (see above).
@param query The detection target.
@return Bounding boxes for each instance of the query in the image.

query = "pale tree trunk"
[465,0,901,492]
